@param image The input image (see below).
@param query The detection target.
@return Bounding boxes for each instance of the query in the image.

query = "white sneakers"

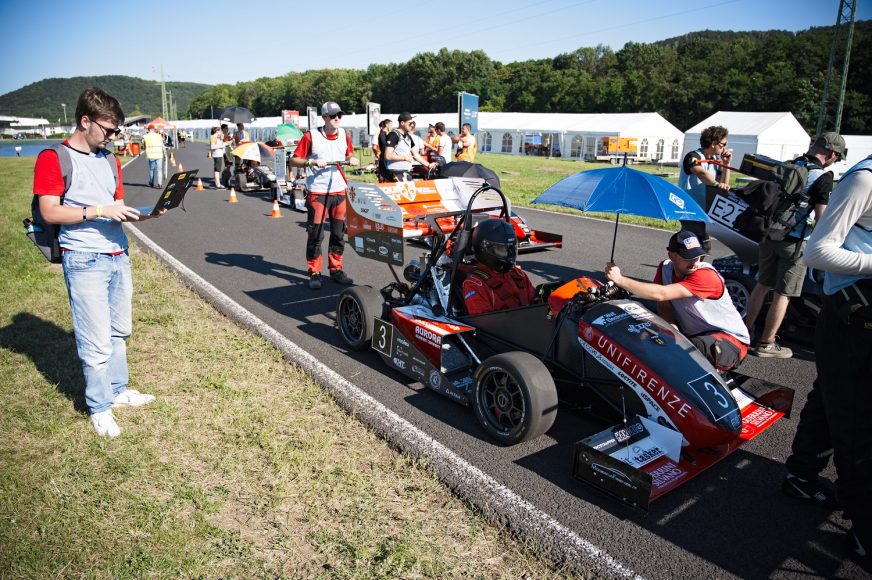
[91,389,156,437]
[90,410,121,438]
[113,388,156,407]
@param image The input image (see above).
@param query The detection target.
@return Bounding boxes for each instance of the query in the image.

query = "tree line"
[189,22,872,134]
[0,76,210,122]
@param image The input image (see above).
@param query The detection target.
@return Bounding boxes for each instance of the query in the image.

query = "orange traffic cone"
[178,163,184,172]
[169,153,176,166]
[227,188,238,203]
[196,178,204,191]
[269,199,283,219]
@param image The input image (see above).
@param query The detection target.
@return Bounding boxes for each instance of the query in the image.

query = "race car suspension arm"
[454,332,481,366]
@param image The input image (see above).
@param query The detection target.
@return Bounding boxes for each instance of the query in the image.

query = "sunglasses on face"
[327,113,343,120]
[90,118,122,138]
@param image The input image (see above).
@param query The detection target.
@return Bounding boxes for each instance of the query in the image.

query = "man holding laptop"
[33,87,165,437]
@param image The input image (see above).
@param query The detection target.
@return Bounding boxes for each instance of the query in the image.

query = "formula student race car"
[375,178,562,253]
[336,180,794,510]
[284,170,561,252]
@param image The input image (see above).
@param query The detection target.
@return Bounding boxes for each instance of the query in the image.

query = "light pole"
[61,103,67,124]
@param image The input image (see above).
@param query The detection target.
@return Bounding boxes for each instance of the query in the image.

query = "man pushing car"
[604,230,751,372]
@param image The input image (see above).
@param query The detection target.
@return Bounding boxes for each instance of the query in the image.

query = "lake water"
[0,140,63,157]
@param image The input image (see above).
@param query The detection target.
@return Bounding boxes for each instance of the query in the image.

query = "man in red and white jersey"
[290,101,359,289]
[604,230,751,372]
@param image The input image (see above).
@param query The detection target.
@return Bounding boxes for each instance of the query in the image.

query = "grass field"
[0,157,571,578]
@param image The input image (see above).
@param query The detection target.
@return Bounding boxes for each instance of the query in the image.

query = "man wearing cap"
[604,230,751,372]
[290,101,359,289]
[743,132,846,359]
[384,112,434,181]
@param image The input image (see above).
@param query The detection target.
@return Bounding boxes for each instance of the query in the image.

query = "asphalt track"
[122,144,866,579]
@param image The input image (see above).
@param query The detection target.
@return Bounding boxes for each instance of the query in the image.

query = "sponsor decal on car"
[429,370,441,389]
[392,357,407,370]
[650,461,688,490]
[579,324,692,420]
[627,321,653,334]
[415,325,442,347]
[591,463,639,490]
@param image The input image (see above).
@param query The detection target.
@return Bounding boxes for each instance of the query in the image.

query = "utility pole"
[160,65,168,119]
[816,0,857,137]
[61,103,67,124]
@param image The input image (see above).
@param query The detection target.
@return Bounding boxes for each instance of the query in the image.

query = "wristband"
[307,160,313,168]
[96,205,104,219]
[83,207,88,222]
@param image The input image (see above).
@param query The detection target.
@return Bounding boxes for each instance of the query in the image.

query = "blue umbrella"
[531,164,710,261]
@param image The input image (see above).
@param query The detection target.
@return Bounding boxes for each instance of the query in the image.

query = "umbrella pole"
[610,213,620,262]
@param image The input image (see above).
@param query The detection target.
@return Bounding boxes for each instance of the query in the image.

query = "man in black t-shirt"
[744,132,846,359]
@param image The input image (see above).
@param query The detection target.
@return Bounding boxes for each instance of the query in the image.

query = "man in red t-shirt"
[34,87,162,438]
[290,101,359,289]
[604,230,751,371]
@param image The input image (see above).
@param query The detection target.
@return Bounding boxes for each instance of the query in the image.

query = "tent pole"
[610,213,620,262]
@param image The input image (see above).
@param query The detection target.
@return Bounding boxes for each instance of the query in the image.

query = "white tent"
[171,111,685,162]
[683,112,811,169]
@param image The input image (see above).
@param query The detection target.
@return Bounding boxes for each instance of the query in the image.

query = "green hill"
[0,75,212,121]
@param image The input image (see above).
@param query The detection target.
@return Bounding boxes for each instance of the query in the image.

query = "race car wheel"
[722,273,755,318]
[473,352,558,446]
[336,286,382,351]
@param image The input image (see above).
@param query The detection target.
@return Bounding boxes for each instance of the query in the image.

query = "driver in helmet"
[462,218,536,315]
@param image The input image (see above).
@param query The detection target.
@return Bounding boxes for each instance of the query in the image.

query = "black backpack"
[24,143,118,263]
[733,157,822,242]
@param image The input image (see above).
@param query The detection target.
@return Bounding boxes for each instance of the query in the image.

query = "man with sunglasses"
[290,101,359,289]
[384,112,434,182]
[679,125,732,252]
[33,87,160,437]
[605,230,750,372]
[143,125,165,188]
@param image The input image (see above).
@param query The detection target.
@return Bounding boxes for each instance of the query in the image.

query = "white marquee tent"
[173,110,685,163]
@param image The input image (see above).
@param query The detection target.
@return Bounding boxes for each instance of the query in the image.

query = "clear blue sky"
[1,0,867,97]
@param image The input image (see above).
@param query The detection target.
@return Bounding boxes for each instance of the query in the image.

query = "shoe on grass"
[113,388,155,407]
[752,341,793,358]
[309,274,322,290]
[90,410,120,438]
[781,473,839,509]
[330,270,354,285]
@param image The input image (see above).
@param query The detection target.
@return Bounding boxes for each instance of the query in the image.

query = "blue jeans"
[147,157,163,187]
[62,251,132,415]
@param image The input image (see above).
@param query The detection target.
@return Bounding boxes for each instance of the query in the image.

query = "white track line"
[121,157,642,579]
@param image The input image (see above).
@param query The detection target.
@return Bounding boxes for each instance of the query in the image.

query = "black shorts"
[212,155,224,172]
[688,333,745,372]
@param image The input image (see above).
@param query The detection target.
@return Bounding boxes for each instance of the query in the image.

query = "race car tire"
[336,285,383,351]
[722,273,756,319]
[472,352,558,446]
